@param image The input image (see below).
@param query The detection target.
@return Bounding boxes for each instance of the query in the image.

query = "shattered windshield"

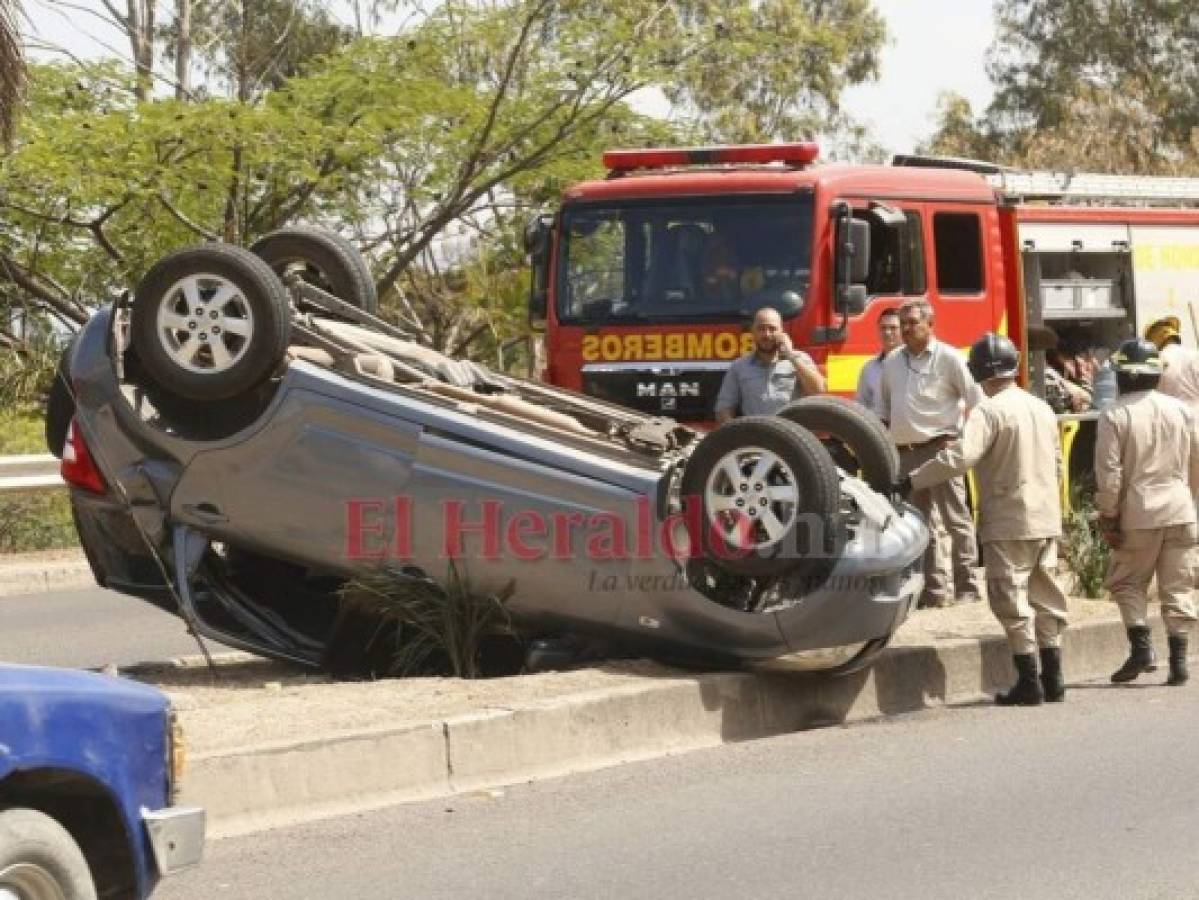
[557,194,813,325]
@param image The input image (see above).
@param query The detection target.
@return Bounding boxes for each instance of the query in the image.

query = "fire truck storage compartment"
[1019,223,1136,408]
[1020,222,1131,318]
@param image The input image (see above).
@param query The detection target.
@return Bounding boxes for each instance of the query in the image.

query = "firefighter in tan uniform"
[904,333,1069,705]
[1097,338,1199,686]
[1145,315,1199,412]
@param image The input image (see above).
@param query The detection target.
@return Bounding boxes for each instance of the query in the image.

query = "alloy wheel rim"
[703,445,800,551]
[0,862,68,900]
[156,273,254,375]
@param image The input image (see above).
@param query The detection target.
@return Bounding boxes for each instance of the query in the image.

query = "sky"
[843,0,997,155]
[23,0,998,157]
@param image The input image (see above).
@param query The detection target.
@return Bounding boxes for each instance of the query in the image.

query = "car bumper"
[143,805,206,875]
[755,567,923,673]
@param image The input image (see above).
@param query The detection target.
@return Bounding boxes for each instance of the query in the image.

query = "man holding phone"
[714,307,826,423]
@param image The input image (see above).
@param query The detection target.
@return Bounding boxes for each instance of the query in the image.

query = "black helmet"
[1111,339,1163,377]
[1113,338,1163,394]
[967,332,1020,382]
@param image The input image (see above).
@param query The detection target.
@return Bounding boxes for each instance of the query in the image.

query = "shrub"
[1062,490,1110,599]
[330,562,516,679]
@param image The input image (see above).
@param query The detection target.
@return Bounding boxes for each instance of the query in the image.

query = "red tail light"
[602,142,820,172]
[61,419,107,495]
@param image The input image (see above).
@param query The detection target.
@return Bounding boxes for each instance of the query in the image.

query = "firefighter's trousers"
[1106,524,1198,637]
[900,443,983,605]
[982,538,1070,656]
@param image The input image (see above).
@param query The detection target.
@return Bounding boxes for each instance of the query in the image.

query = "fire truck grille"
[581,367,728,421]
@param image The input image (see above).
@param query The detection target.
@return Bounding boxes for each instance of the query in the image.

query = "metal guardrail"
[0,454,63,493]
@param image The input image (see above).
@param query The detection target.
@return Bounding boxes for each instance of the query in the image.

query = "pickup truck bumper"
[143,806,206,875]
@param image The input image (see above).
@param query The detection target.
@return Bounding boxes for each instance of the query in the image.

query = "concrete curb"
[0,552,93,598]
[181,612,1149,839]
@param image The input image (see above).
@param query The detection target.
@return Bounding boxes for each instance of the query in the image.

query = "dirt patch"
[0,548,87,567]
[125,584,1125,758]
[893,595,1121,646]
[129,655,693,756]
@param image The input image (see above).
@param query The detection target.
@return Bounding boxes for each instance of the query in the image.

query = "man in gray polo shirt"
[881,298,985,608]
[714,307,826,422]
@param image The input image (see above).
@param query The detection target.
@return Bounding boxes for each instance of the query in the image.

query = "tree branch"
[0,251,88,325]
[157,191,219,240]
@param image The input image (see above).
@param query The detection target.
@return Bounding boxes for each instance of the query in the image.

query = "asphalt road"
[158,677,1199,900]
[0,586,225,668]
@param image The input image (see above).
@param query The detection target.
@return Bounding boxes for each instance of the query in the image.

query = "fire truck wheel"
[680,416,841,578]
[131,244,291,403]
[776,396,899,493]
[250,226,378,315]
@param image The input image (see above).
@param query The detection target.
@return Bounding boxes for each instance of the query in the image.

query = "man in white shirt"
[880,299,985,608]
[855,307,901,418]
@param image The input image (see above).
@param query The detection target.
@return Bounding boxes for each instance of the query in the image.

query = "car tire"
[776,395,899,493]
[130,244,291,403]
[680,416,841,578]
[45,334,79,458]
[0,808,98,900]
[250,226,378,315]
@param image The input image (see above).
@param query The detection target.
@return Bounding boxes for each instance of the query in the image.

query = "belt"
[896,434,954,453]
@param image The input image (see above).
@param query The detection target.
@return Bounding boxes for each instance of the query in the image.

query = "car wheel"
[45,334,79,458]
[680,416,841,577]
[0,808,98,900]
[776,395,899,493]
[250,226,378,314]
[130,244,291,403]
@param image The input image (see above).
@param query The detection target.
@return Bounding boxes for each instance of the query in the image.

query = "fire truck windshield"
[557,195,813,325]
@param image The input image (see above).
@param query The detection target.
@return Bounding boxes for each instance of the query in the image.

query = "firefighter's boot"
[996,654,1044,706]
[1039,646,1066,702]
[1167,634,1189,687]
[1111,626,1157,683]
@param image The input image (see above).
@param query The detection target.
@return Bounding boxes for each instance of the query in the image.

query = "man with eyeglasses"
[881,299,985,608]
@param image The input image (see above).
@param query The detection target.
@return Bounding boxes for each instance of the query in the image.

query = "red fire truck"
[524,143,1199,488]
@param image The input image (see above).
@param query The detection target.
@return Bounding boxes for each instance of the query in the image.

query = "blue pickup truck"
[0,664,204,900]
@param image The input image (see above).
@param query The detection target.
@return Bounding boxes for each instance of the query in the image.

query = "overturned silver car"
[54,230,927,674]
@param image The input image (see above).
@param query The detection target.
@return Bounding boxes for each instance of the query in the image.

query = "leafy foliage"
[1061,490,1110,600]
[2,0,886,376]
[335,562,516,679]
[920,2,1199,174]
[159,0,354,99]
[660,0,885,143]
[0,0,22,144]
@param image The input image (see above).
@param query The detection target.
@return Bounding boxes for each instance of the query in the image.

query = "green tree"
[916,92,1001,161]
[920,2,1199,175]
[0,0,23,143]
[1,0,888,368]
[160,0,353,101]
[660,0,886,143]
[988,0,1199,143]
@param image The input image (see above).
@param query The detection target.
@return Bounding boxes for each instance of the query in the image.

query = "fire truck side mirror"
[844,219,871,285]
[834,213,870,315]
[525,215,553,326]
[524,215,552,258]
